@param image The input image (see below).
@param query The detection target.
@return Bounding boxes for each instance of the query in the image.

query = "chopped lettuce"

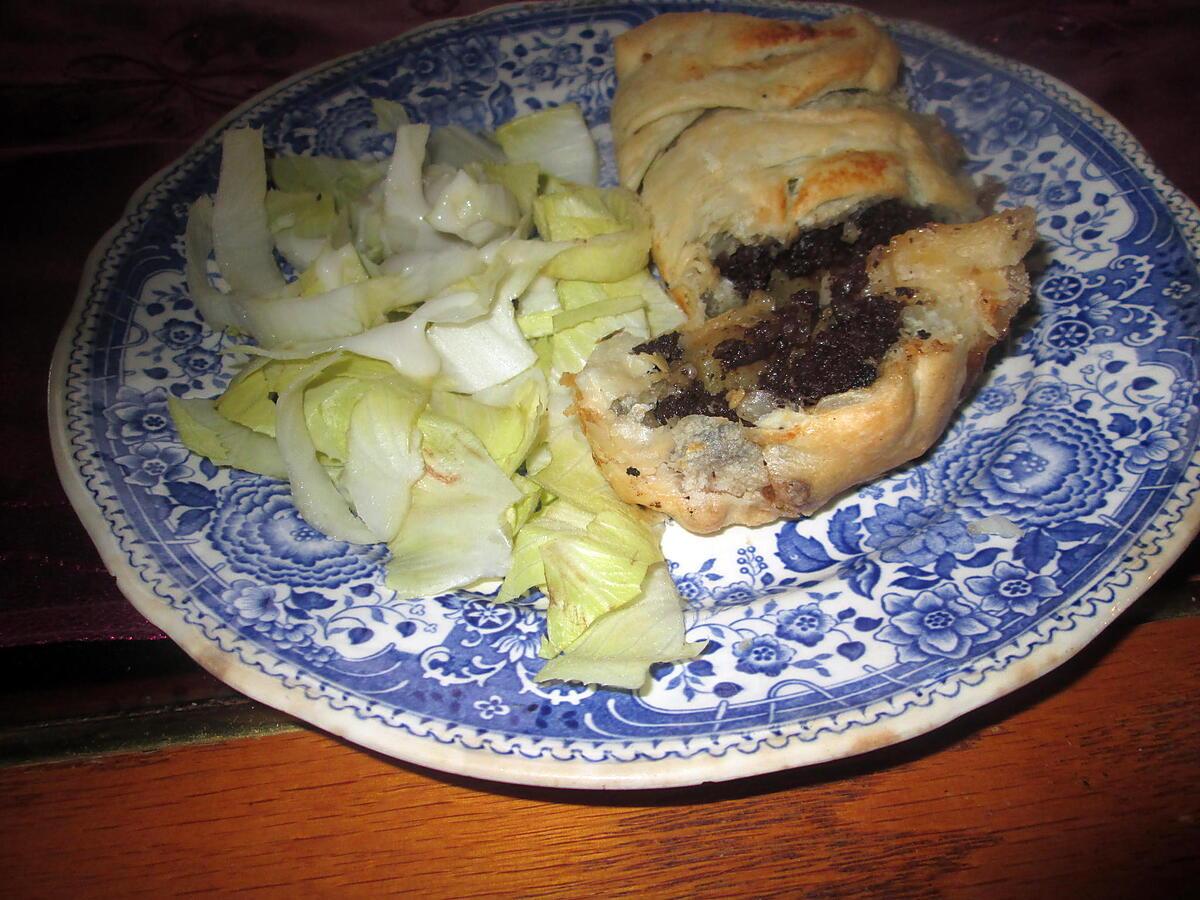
[237,282,375,347]
[493,103,599,185]
[543,274,655,373]
[513,414,666,653]
[294,243,370,297]
[429,370,546,475]
[515,275,561,338]
[496,499,593,604]
[528,414,634,517]
[535,185,651,283]
[506,472,544,536]
[539,530,648,653]
[232,248,490,352]
[214,357,287,435]
[481,161,541,218]
[342,376,428,541]
[382,123,441,251]
[269,155,388,206]
[533,184,627,241]
[185,197,249,333]
[518,273,658,370]
[641,272,686,336]
[371,98,410,133]
[428,125,507,169]
[273,354,378,544]
[551,293,644,331]
[170,105,702,692]
[265,188,339,238]
[535,564,701,689]
[213,128,286,297]
[428,291,537,393]
[302,356,404,462]
[168,396,288,479]
[265,189,343,269]
[549,309,649,376]
[386,414,522,597]
[426,168,520,245]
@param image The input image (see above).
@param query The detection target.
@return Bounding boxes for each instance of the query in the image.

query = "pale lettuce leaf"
[426,168,520,245]
[534,185,650,282]
[535,564,701,689]
[185,197,250,333]
[382,123,457,252]
[427,292,537,393]
[428,125,507,169]
[551,293,644,331]
[342,377,428,541]
[496,499,593,604]
[549,308,649,376]
[265,189,344,269]
[269,155,388,207]
[493,103,599,185]
[539,524,651,654]
[294,243,370,296]
[371,98,410,133]
[168,396,288,479]
[213,128,286,297]
[481,162,541,218]
[386,414,522,597]
[274,354,377,544]
[505,472,544,536]
[429,370,545,475]
[515,275,561,338]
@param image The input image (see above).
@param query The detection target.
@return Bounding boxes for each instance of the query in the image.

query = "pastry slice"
[572,208,1036,533]
[572,11,1036,533]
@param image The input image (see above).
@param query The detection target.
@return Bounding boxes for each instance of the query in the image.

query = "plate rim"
[48,0,1200,789]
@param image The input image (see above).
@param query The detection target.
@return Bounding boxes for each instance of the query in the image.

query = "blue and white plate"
[51,0,1200,788]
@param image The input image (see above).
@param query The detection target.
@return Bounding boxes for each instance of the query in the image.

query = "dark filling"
[756,268,902,406]
[713,200,934,296]
[631,331,683,362]
[637,201,934,423]
[651,379,738,424]
[713,290,820,371]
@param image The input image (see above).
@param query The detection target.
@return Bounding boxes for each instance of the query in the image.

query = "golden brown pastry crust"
[572,209,1037,534]
[641,99,980,325]
[612,12,902,190]
[580,12,1037,534]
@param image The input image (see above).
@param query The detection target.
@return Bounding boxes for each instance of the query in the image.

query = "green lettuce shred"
[168,396,288,479]
[535,564,702,690]
[386,414,522,597]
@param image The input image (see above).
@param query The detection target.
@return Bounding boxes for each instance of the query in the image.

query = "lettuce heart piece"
[493,103,599,186]
[386,414,522,597]
[535,563,702,690]
[168,396,287,480]
[342,376,428,542]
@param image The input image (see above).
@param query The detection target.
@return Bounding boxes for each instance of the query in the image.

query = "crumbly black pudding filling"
[632,200,935,424]
[713,200,934,294]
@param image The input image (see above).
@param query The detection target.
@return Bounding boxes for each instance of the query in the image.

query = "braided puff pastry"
[612,12,902,191]
[571,12,1037,533]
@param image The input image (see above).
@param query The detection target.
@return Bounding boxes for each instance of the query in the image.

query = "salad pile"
[171,101,701,689]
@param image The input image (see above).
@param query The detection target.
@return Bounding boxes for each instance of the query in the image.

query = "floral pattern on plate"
[51,0,1200,787]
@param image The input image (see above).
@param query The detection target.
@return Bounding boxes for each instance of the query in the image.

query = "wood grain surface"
[3,616,1197,898]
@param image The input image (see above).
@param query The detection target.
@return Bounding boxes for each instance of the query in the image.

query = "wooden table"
[3,615,1197,895]
[3,0,1200,894]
